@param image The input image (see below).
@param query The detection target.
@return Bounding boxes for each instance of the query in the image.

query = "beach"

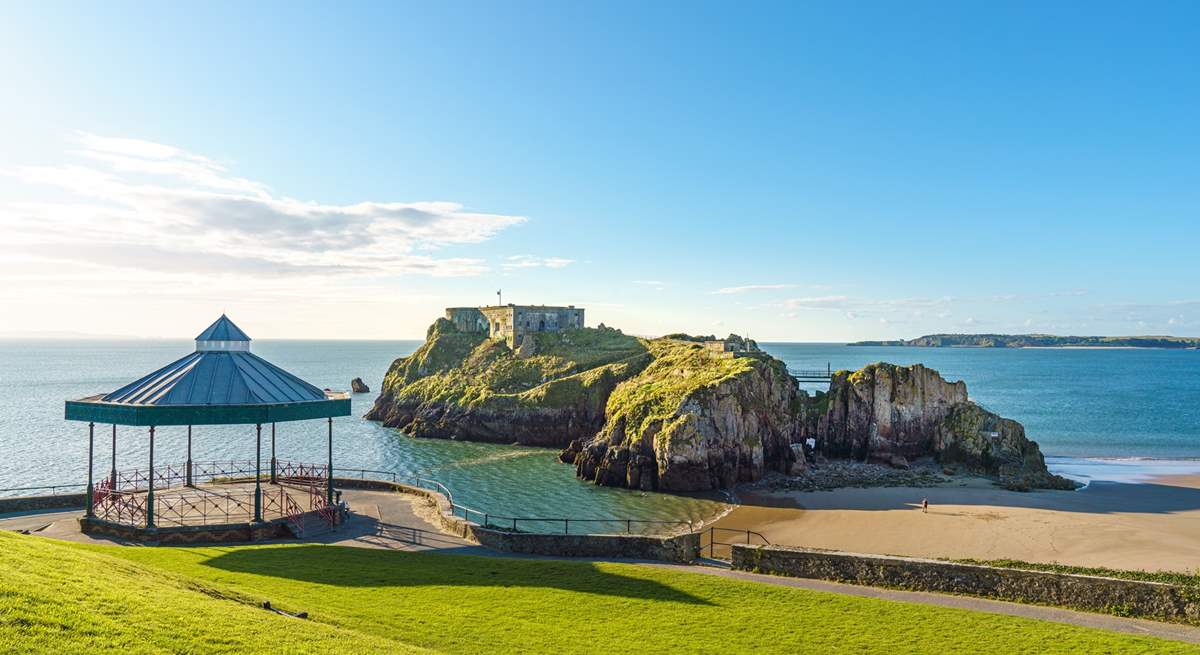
[714,472,1200,573]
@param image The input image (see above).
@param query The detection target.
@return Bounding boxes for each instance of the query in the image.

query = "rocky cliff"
[564,340,804,492]
[365,319,650,447]
[813,363,1073,490]
[367,320,1071,492]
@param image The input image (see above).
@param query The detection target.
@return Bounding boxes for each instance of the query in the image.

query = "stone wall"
[336,477,699,563]
[477,305,585,347]
[444,307,488,333]
[0,493,86,515]
[79,516,294,544]
[732,544,1200,625]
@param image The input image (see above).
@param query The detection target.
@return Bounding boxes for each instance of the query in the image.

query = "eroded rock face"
[815,363,1073,490]
[568,348,804,492]
[351,377,370,393]
[819,364,967,463]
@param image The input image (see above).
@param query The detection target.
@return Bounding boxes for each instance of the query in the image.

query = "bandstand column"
[270,422,277,484]
[110,425,117,486]
[85,422,95,518]
[146,426,156,528]
[254,423,263,522]
[326,417,334,504]
[186,425,193,487]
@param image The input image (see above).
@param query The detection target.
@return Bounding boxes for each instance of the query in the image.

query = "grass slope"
[1,534,1188,654]
[0,532,423,654]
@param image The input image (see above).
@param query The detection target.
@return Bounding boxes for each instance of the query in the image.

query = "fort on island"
[444,303,585,347]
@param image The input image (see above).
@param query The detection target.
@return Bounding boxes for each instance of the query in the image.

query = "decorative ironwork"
[276,460,328,485]
[92,488,147,526]
[84,462,331,529]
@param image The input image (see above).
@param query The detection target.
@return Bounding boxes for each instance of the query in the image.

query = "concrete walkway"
[5,491,1200,645]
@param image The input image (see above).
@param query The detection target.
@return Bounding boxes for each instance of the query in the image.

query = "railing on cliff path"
[699,526,770,560]
[1,466,698,536]
[331,467,696,536]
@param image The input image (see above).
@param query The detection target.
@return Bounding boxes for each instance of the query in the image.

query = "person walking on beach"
[921,498,928,514]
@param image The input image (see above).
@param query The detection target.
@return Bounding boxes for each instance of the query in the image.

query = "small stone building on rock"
[444,304,585,347]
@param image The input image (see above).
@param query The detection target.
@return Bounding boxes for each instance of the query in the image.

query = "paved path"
[315,489,487,554]
[5,491,1200,645]
[646,562,1200,645]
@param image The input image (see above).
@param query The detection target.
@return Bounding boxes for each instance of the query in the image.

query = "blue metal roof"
[65,316,351,425]
[196,314,251,342]
[101,351,327,406]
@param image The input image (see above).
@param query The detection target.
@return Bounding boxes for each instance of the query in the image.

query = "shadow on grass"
[201,545,713,605]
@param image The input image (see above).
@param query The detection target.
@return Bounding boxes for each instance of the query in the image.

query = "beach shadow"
[738,481,1200,516]
[201,544,713,605]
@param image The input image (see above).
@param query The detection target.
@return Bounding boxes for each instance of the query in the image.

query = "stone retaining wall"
[336,477,700,563]
[80,516,292,544]
[0,493,85,515]
[732,544,1200,624]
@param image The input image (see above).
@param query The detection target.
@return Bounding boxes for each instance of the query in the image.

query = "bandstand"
[65,315,351,543]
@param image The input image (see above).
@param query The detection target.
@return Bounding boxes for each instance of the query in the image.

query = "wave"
[1046,456,1200,486]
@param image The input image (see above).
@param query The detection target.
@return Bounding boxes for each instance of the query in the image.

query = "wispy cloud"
[633,280,667,290]
[711,283,799,295]
[502,255,574,269]
[3,133,527,279]
[781,295,851,309]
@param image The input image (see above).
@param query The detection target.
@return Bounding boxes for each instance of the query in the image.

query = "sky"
[0,1,1197,341]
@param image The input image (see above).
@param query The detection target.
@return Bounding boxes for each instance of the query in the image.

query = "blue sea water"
[1,340,1197,516]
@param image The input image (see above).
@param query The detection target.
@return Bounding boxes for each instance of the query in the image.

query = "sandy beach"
[714,473,1200,573]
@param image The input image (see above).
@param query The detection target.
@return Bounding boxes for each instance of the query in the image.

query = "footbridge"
[790,364,833,383]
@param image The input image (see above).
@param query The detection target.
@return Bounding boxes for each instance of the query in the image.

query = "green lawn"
[1,532,1196,654]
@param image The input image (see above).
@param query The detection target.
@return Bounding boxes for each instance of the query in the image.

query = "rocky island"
[368,307,1073,493]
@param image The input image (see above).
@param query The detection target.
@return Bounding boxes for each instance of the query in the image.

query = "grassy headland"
[2,532,1195,654]
[851,333,1200,348]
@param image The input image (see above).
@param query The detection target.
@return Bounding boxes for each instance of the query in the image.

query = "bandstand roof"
[65,315,350,426]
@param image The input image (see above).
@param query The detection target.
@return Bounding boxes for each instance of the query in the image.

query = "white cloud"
[781,295,851,310]
[503,255,574,269]
[711,283,798,295]
[3,133,527,279]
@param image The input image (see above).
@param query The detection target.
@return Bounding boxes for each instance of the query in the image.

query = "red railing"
[276,460,328,485]
[92,488,147,526]
[88,462,333,529]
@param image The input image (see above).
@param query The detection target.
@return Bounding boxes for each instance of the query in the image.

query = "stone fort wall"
[445,304,584,346]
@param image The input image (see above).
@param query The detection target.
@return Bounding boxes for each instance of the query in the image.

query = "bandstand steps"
[286,512,338,540]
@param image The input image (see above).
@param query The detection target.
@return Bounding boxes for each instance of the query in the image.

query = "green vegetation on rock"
[3,533,1190,654]
[379,321,647,410]
[366,322,652,446]
[602,340,760,441]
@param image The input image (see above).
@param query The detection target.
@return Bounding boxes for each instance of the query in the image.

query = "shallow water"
[1,339,1197,517]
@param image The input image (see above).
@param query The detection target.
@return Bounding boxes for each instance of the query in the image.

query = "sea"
[1,340,1198,520]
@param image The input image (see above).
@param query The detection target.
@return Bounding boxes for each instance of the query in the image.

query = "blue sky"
[1,1,1197,340]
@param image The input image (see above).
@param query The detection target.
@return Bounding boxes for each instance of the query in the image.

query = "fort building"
[444,304,585,347]
[703,335,762,357]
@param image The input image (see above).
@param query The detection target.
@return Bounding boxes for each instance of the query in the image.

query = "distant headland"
[849,333,1200,349]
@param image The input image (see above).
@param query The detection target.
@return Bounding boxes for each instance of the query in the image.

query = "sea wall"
[732,544,1200,624]
[0,493,86,514]
[337,478,700,563]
